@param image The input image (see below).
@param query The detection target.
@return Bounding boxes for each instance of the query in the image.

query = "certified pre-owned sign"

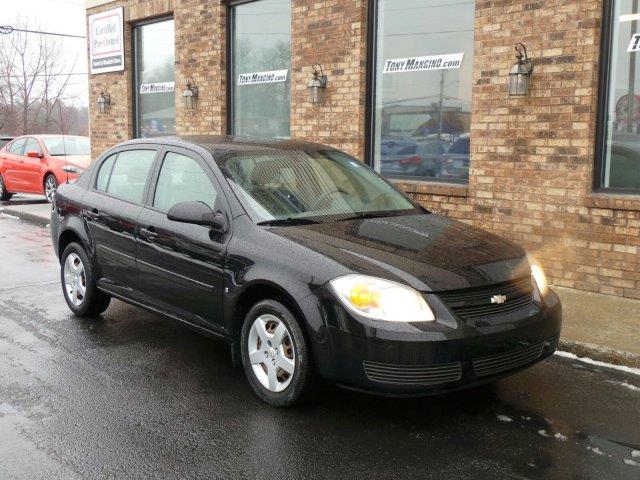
[89,7,124,74]
[383,53,464,74]
[238,69,288,85]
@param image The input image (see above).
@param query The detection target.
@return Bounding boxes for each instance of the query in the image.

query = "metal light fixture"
[182,78,199,109]
[97,90,111,114]
[308,64,327,105]
[508,43,533,96]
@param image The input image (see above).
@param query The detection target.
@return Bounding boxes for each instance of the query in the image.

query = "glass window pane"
[96,154,117,191]
[106,150,156,203]
[24,138,41,154]
[153,152,217,213]
[9,138,26,155]
[231,0,291,137]
[373,0,474,182]
[134,19,175,138]
[601,0,640,191]
[221,150,416,222]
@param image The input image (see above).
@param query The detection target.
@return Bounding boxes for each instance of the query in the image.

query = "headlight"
[530,261,549,296]
[329,274,435,322]
[62,165,83,174]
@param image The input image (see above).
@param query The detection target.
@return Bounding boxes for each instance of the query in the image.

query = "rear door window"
[95,154,118,192]
[104,150,157,204]
[8,138,26,155]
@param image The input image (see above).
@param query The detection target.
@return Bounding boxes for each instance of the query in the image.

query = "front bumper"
[300,287,562,395]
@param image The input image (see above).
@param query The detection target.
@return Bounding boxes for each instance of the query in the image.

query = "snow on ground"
[555,351,640,376]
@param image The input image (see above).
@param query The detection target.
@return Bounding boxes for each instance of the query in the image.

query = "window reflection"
[231,0,291,138]
[373,0,474,182]
[601,0,640,191]
[134,19,176,138]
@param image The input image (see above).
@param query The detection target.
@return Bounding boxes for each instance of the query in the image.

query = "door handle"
[82,209,101,222]
[139,227,158,243]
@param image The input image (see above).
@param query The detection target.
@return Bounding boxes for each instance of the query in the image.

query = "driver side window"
[153,152,218,213]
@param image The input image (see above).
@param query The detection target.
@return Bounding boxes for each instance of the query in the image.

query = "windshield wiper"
[339,211,396,222]
[257,218,323,227]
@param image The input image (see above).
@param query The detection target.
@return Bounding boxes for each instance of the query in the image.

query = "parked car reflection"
[439,136,470,181]
[380,137,451,178]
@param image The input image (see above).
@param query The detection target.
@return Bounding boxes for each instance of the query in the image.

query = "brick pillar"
[290,0,368,160]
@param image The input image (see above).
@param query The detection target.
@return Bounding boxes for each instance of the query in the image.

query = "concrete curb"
[0,207,50,227]
[559,339,639,369]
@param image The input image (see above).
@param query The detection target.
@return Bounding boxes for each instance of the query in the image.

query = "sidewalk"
[2,199,639,367]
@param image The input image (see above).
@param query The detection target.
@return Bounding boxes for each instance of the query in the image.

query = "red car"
[0,135,90,203]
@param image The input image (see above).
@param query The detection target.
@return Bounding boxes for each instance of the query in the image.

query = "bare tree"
[0,17,81,136]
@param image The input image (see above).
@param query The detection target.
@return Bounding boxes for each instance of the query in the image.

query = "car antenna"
[57,100,70,184]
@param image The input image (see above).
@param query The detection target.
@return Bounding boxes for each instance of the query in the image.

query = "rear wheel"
[44,174,58,203]
[60,242,111,317]
[0,174,13,201]
[241,299,314,407]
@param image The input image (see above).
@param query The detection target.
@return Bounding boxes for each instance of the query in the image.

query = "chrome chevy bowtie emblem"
[491,294,507,304]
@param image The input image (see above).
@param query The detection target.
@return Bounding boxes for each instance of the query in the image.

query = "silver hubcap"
[247,314,295,392]
[0,177,4,196]
[45,177,57,202]
[63,253,86,307]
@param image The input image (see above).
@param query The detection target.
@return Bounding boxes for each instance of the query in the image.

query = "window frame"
[594,0,640,195]
[145,145,228,216]
[148,147,221,214]
[132,15,176,139]
[365,0,473,185]
[90,145,161,206]
[226,0,292,136]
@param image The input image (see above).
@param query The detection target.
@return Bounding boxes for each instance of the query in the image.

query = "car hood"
[271,214,529,292]
[58,154,91,169]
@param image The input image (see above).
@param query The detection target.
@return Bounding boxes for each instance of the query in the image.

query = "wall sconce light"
[308,64,327,105]
[182,78,199,109]
[508,43,533,96]
[97,90,111,114]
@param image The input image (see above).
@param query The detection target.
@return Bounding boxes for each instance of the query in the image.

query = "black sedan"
[50,136,561,407]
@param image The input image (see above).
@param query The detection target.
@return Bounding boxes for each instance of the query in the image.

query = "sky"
[2,0,88,105]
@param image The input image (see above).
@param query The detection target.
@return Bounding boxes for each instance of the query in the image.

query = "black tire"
[60,242,111,317]
[240,299,314,407]
[44,173,58,203]
[0,173,13,201]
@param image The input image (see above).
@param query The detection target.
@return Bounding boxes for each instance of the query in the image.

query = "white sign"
[238,69,288,85]
[383,53,464,74]
[89,7,124,74]
[139,82,175,94]
[628,33,640,52]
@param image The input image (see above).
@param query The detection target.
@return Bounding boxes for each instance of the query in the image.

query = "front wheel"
[60,242,111,317]
[0,174,13,201]
[241,300,314,407]
[44,174,58,203]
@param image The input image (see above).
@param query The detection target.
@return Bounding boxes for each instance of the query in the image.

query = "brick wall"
[290,0,368,159]
[87,0,640,299]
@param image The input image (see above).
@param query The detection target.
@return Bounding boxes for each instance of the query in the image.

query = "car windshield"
[220,150,418,222]
[42,137,90,156]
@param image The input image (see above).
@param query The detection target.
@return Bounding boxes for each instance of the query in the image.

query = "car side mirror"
[26,150,43,159]
[167,201,228,233]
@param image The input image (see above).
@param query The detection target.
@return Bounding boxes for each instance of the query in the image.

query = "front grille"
[546,333,560,352]
[472,341,544,377]
[363,360,462,385]
[437,277,534,320]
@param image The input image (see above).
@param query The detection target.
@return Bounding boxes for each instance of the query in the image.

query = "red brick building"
[85,0,640,299]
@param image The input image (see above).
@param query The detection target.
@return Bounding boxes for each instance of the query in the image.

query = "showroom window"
[597,0,640,193]
[369,0,475,183]
[133,18,176,138]
[229,0,291,137]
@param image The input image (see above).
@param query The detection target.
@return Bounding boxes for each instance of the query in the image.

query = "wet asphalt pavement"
[0,209,639,479]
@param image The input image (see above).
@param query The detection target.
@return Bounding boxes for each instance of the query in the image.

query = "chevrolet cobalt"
[51,136,561,407]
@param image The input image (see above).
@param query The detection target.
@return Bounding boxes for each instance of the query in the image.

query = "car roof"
[120,135,337,156]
